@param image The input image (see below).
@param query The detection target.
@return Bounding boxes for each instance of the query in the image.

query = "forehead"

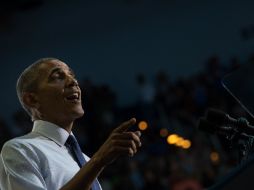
[39,59,70,73]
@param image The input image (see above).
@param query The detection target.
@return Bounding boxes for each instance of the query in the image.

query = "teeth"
[73,93,78,98]
[66,93,79,100]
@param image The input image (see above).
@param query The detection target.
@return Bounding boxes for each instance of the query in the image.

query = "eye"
[68,71,76,78]
[69,73,75,78]
[50,71,65,81]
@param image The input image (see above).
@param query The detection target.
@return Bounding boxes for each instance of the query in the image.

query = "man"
[0,58,142,190]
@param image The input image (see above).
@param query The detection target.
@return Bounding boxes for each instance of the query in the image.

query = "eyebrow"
[48,67,75,78]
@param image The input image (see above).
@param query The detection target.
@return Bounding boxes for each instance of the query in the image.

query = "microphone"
[198,108,254,136]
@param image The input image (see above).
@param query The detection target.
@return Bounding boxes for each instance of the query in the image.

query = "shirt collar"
[32,120,72,147]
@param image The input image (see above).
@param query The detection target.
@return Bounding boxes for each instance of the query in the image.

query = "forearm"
[60,156,104,190]
[60,118,141,190]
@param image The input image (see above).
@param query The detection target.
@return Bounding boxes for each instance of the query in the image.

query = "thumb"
[113,118,136,133]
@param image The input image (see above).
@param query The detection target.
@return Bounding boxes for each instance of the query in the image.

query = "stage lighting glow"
[210,151,219,163]
[182,140,191,149]
[175,137,184,146]
[167,134,178,144]
[138,121,148,131]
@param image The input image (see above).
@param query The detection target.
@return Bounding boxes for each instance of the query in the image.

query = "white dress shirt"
[0,120,102,190]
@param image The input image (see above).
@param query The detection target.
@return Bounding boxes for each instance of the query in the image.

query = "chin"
[73,107,85,119]
[77,110,85,118]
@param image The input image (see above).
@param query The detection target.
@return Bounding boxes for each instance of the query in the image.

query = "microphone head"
[197,117,217,134]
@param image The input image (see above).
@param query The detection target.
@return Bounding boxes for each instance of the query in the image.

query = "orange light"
[175,137,184,146]
[167,134,179,144]
[138,121,148,131]
[160,128,168,137]
[210,151,219,163]
[182,140,191,149]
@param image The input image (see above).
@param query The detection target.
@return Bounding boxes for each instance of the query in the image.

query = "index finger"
[113,118,136,133]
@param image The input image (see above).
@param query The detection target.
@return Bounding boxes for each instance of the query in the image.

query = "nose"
[66,75,78,88]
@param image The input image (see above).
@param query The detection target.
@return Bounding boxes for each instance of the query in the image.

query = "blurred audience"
[0,54,252,189]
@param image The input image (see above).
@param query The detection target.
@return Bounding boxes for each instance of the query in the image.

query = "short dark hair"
[16,57,59,116]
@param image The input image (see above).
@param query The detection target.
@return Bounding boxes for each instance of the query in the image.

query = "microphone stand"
[216,117,254,163]
[198,116,254,163]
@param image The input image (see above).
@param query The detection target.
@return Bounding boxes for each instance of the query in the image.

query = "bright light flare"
[138,121,148,131]
[167,134,179,144]
[182,140,191,149]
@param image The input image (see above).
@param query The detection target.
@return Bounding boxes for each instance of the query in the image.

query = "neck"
[34,115,74,133]
[55,120,73,133]
[33,112,74,133]
[49,119,74,133]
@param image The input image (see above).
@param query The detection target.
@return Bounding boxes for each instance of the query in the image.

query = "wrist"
[90,153,106,170]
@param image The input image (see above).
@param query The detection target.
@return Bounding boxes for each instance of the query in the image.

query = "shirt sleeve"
[0,140,47,190]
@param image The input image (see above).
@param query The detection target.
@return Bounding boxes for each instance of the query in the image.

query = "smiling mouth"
[65,93,80,103]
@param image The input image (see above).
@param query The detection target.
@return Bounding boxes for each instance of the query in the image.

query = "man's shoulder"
[0,133,45,171]
[1,133,40,153]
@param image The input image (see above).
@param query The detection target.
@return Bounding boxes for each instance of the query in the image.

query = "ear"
[22,92,40,110]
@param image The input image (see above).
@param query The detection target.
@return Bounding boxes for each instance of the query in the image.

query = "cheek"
[39,89,64,105]
[46,94,63,103]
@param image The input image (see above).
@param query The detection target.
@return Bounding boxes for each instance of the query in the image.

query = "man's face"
[34,60,84,123]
